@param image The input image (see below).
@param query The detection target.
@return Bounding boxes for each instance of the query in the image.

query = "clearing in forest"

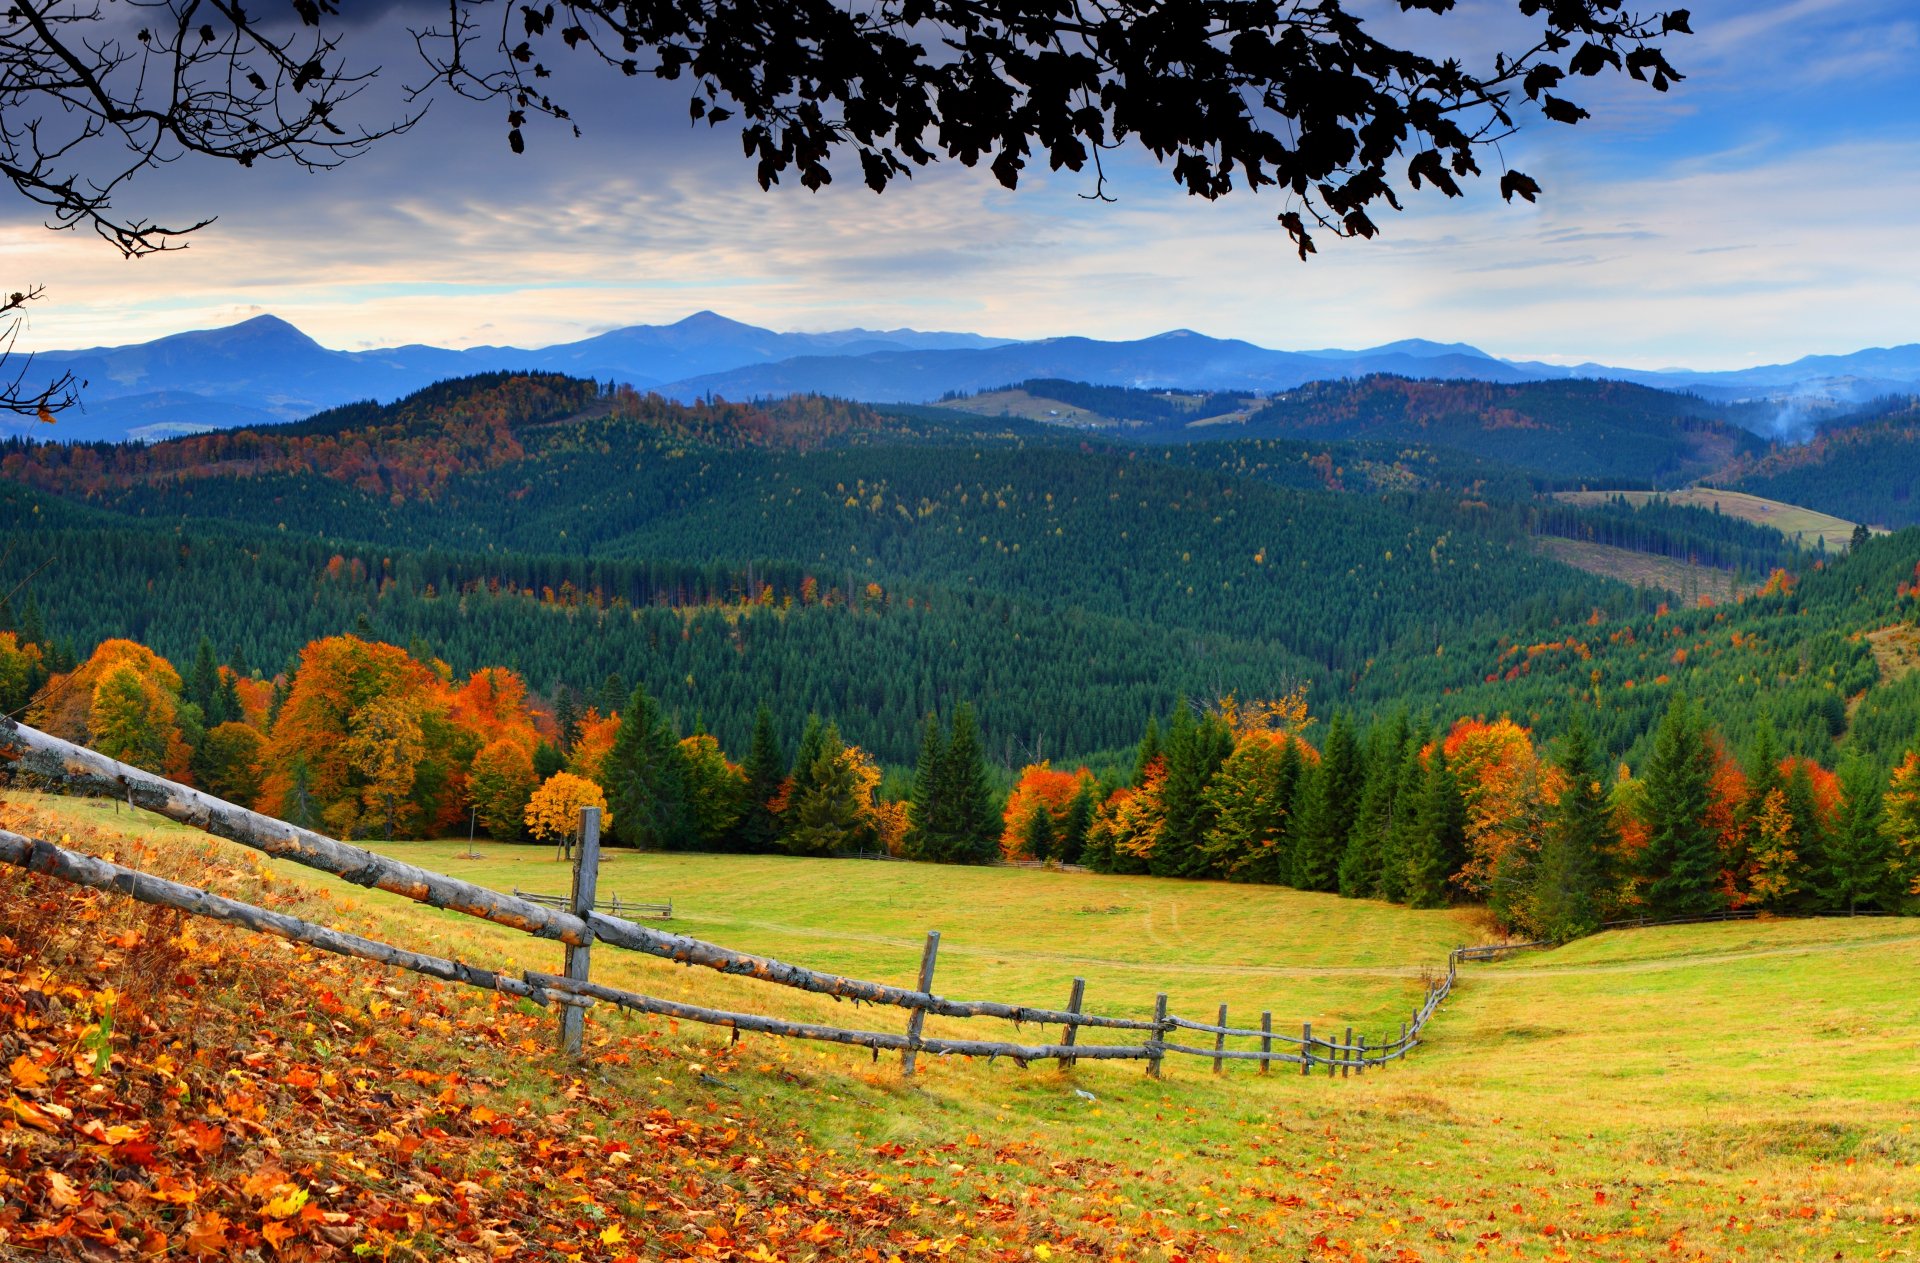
[1537,535,1743,601]
[1554,487,1873,552]
[6,790,1919,1262]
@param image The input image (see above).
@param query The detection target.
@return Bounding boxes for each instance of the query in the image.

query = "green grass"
[17,792,1920,1261]
[1554,488,1873,553]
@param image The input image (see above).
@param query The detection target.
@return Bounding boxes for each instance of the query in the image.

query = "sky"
[5,0,1918,369]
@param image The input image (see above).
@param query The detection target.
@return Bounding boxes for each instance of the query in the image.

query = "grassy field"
[1553,487,1875,552]
[1537,536,1744,601]
[10,791,1920,1261]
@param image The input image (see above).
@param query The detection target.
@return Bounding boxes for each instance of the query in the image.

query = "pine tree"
[554,686,583,753]
[1640,695,1724,919]
[1782,760,1828,910]
[1058,781,1095,866]
[1822,757,1894,913]
[904,711,946,859]
[790,714,828,788]
[1132,717,1163,787]
[1406,744,1468,908]
[1291,713,1361,892]
[1341,714,1409,899]
[740,704,786,853]
[604,682,689,850]
[1528,717,1616,940]
[186,637,224,725]
[783,730,872,857]
[938,703,1001,864]
[18,594,45,648]
[1378,728,1430,904]
[1154,704,1230,878]
[1021,805,1056,861]
[595,671,628,717]
[532,740,565,781]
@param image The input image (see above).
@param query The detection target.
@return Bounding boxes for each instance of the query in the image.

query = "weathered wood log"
[0,719,1161,1029]
[1162,1042,1307,1065]
[1146,993,1168,1079]
[901,930,940,1077]
[1212,1003,1228,1075]
[0,718,589,944]
[1168,1013,1308,1044]
[559,807,602,1058]
[524,972,1150,1064]
[1061,977,1085,1069]
[0,828,547,1003]
[1259,1011,1272,1076]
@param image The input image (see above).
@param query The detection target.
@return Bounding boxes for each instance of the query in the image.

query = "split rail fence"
[0,717,1538,1075]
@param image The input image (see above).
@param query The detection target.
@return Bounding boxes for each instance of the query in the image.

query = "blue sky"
[6,0,1917,368]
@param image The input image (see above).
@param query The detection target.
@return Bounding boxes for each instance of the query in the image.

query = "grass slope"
[1556,488,1868,553]
[1536,537,1743,603]
[8,790,1919,1262]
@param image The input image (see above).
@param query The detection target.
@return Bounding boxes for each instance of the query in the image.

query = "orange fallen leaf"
[8,1053,49,1090]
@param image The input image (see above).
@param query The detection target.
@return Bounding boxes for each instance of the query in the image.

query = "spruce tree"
[1640,695,1724,919]
[1021,805,1056,862]
[938,703,1000,864]
[739,704,786,854]
[187,637,224,725]
[1822,757,1894,913]
[1529,717,1616,940]
[1782,760,1828,910]
[1058,781,1096,866]
[783,727,871,856]
[604,682,689,850]
[1341,714,1409,899]
[1291,713,1361,892]
[905,711,946,859]
[1406,745,1467,908]
[532,740,565,782]
[1132,717,1163,786]
[1154,704,1231,879]
[1377,727,1430,903]
[554,686,583,753]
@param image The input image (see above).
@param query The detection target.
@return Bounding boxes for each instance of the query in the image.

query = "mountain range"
[9,310,1920,444]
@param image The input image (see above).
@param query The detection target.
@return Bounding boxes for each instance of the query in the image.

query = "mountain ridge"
[10,310,1920,444]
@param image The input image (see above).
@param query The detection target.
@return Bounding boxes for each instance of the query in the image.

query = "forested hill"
[2,371,1911,776]
[946,375,1768,484]
[1722,398,1920,528]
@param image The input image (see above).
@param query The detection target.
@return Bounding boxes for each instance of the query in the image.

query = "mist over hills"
[9,308,1920,444]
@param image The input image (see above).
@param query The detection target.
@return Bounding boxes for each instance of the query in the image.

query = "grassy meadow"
[1553,488,1873,552]
[10,790,1920,1261]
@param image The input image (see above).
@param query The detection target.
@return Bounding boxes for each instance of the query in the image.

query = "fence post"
[1147,994,1168,1079]
[1342,1026,1353,1079]
[901,930,941,1077]
[1357,1034,1367,1074]
[1212,1003,1228,1075]
[558,806,601,1058]
[1260,1011,1272,1076]
[1301,1022,1312,1076]
[1061,977,1086,1069]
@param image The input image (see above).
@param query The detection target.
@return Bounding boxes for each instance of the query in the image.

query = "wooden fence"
[0,717,1536,1076]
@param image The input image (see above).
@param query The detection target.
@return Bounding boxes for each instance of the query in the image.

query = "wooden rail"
[0,718,1571,1077]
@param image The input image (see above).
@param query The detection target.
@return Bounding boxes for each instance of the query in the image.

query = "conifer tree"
[1021,805,1056,862]
[1200,735,1301,881]
[740,704,786,853]
[1822,757,1894,913]
[1640,695,1724,919]
[604,682,689,850]
[1782,760,1829,910]
[783,729,873,856]
[1058,781,1096,866]
[1132,717,1163,787]
[1341,714,1409,898]
[186,636,225,726]
[938,703,1001,864]
[1528,717,1616,939]
[905,711,946,859]
[1291,713,1361,892]
[1153,703,1232,879]
[1406,744,1468,908]
[1378,728,1430,904]
[532,740,565,782]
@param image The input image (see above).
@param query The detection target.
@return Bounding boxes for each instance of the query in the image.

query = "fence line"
[2,717,1748,1079]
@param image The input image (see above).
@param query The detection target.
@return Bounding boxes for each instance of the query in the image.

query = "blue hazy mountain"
[6,311,1918,443]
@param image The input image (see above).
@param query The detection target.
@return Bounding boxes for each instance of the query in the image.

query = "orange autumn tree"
[1086,761,1166,875]
[1884,753,1920,894]
[1442,717,1560,917]
[567,708,621,786]
[29,640,188,769]
[1001,762,1097,860]
[257,636,453,839]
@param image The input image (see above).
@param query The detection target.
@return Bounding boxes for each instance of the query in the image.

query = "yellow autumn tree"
[525,772,612,857]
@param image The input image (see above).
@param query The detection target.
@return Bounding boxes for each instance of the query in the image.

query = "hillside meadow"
[6,789,1919,1261]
